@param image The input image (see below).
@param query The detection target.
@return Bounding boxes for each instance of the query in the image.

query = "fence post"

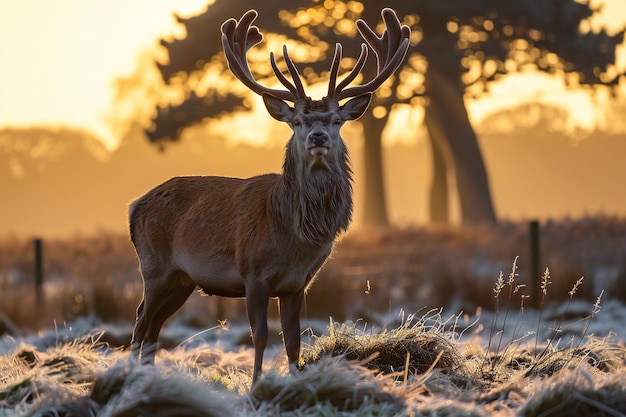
[34,238,44,310]
[529,220,541,308]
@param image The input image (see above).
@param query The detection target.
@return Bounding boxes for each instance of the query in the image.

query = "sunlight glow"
[467,72,600,133]
[0,0,624,150]
[0,0,209,150]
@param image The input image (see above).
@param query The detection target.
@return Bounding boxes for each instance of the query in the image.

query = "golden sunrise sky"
[0,0,625,150]
[0,0,208,149]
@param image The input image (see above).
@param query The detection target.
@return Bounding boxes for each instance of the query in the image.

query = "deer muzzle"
[307,131,330,156]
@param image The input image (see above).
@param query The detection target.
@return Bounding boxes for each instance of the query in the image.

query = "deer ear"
[263,93,293,122]
[339,93,372,121]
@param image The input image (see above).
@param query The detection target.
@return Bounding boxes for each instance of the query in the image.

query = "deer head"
[221,8,410,167]
[221,8,410,246]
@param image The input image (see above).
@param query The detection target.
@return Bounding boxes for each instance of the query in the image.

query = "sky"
[0,0,625,150]
[0,0,208,150]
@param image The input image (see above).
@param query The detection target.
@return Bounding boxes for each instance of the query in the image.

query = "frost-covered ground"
[2,217,626,415]
[2,296,621,361]
[2,298,626,416]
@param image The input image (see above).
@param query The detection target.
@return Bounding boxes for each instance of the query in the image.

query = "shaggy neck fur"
[275,138,353,247]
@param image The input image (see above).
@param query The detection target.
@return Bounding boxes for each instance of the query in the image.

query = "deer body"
[130,97,364,382]
[131,172,339,297]
[130,8,410,385]
[131,105,355,297]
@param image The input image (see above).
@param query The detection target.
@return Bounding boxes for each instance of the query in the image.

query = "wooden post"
[34,238,44,310]
[529,221,541,308]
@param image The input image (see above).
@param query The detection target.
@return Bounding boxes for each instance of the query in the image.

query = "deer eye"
[334,118,342,125]
[293,119,301,127]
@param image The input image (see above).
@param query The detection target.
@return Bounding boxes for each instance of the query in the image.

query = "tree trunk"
[359,114,389,229]
[424,67,497,225]
[423,114,450,224]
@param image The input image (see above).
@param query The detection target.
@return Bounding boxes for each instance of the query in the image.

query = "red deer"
[129,8,410,384]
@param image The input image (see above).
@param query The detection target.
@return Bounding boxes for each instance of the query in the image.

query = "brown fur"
[131,7,409,385]
[129,95,369,384]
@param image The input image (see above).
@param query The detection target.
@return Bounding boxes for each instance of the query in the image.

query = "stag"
[129,8,410,384]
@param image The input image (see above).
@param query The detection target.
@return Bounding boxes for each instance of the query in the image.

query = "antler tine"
[269,51,297,98]
[334,43,368,94]
[357,9,410,73]
[382,8,404,64]
[332,8,411,101]
[221,10,302,102]
[268,47,308,100]
[281,45,307,99]
[327,44,342,98]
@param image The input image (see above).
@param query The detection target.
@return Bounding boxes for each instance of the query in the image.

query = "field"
[2,216,626,416]
[1,302,625,416]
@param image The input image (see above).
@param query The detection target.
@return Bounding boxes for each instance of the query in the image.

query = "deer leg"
[131,262,163,362]
[131,270,193,364]
[142,279,195,358]
[132,296,157,363]
[130,300,145,361]
[279,291,304,373]
[245,282,270,384]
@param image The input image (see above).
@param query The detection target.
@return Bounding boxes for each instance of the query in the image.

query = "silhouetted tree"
[139,0,624,226]
[393,0,624,224]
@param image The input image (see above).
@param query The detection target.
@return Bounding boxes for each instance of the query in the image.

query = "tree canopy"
[130,0,624,226]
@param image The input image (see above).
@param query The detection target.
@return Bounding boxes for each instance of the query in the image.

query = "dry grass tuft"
[524,342,618,379]
[168,346,255,394]
[81,362,234,417]
[0,333,114,414]
[251,356,404,415]
[301,317,464,378]
[521,370,626,417]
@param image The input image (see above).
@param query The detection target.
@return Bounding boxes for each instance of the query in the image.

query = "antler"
[221,8,410,103]
[327,8,411,101]
[221,9,307,102]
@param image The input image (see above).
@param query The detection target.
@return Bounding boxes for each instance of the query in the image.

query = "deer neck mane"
[274,139,353,247]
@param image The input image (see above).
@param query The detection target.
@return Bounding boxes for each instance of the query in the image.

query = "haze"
[1,1,625,237]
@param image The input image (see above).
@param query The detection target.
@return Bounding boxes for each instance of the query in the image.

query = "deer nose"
[308,131,329,147]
